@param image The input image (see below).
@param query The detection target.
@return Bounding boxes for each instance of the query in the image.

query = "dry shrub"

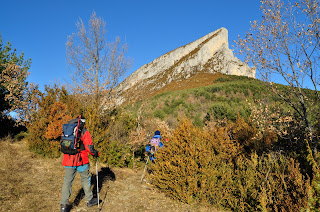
[186,95,197,104]
[231,116,257,153]
[228,153,310,211]
[129,127,147,168]
[149,118,241,207]
[149,117,310,211]
[154,119,173,139]
[262,128,278,147]
[308,169,320,211]
[166,114,178,129]
[129,127,147,150]
[256,154,310,212]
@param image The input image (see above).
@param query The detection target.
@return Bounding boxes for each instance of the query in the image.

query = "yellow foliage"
[149,118,240,206]
[148,117,310,211]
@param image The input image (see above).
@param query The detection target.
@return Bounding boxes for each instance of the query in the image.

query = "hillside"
[122,73,282,128]
[122,72,318,133]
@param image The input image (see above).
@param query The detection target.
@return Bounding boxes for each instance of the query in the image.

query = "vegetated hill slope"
[123,73,303,128]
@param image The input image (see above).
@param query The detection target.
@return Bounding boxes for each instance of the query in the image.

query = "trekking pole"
[140,133,151,184]
[96,158,100,211]
[140,156,149,184]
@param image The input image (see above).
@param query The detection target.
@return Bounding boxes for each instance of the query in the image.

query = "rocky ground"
[0,139,220,212]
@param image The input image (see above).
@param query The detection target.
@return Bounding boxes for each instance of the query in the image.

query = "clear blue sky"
[0,0,262,91]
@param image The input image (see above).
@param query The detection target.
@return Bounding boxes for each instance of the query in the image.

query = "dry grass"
[0,138,223,212]
[155,72,224,95]
[0,138,65,212]
[121,72,225,105]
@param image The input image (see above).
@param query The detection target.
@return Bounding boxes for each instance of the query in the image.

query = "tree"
[66,12,131,107]
[236,0,319,155]
[0,33,37,128]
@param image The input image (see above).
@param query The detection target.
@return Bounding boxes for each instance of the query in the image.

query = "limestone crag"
[116,27,255,104]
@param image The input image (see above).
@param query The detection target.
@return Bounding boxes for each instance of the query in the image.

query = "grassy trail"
[0,139,216,212]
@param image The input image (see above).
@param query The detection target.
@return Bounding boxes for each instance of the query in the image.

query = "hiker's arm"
[82,131,99,156]
[146,145,151,153]
[145,145,155,155]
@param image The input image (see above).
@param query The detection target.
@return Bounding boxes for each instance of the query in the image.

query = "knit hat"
[153,130,161,138]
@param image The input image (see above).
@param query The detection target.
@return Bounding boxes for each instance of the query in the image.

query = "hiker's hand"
[93,151,99,157]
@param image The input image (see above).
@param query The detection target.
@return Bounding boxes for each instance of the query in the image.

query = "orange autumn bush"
[27,85,78,158]
[45,101,72,140]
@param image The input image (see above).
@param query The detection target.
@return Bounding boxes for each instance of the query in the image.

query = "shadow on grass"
[71,167,116,209]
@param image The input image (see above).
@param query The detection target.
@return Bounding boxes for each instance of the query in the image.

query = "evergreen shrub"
[149,118,310,211]
[99,139,131,167]
[154,109,166,120]
[13,131,28,141]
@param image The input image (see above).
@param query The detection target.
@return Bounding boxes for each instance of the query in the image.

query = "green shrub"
[308,170,320,211]
[210,102,237,121]
[154,109,166,120]
[214,77,231,82]
[13,131,28,141]
[163,105,173,115]
[193,113,203,127]
[99,139,131,167]
[194,89,211,100]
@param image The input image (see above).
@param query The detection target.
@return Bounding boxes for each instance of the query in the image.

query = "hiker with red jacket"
[60,116,100,212]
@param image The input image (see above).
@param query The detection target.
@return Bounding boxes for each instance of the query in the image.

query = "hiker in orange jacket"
[60,116,100,212]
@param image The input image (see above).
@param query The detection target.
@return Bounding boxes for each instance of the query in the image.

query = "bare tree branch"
[66,12,132,108]
[236,0,319,154]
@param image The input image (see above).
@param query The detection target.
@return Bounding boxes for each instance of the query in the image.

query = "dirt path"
[0,139,218,212]
[93,167,212,212]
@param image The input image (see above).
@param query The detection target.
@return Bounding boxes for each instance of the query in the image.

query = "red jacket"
[62,130,98,167]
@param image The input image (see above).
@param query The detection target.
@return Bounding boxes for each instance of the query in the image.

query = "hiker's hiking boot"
[60,204,69,212]
[87,197,99,207]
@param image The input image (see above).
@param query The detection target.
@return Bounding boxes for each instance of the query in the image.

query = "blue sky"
[0,0,262,91]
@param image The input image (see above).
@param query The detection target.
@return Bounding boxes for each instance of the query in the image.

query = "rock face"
[116,27,255,104]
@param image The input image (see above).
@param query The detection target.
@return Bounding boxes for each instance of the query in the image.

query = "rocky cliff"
[115,27,255,104]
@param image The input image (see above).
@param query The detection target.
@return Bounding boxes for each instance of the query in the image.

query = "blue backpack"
[60,117,85,155]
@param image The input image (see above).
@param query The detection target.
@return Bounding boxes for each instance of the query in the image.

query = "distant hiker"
[60,115,100,212]
[145,130,163,162]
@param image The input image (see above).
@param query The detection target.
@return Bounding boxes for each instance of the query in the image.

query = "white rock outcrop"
[116,27,255,103]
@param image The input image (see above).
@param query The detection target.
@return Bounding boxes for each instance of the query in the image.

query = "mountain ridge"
[115,27,255,105]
